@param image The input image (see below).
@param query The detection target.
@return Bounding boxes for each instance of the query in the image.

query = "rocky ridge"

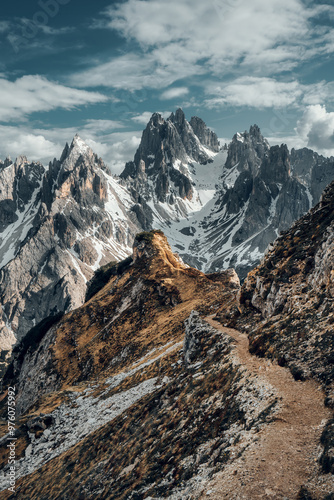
[0,231,332,498]
[119,113,334,280]
[0,110,222,353]
[225,179,334,405]
[120,108,219,216]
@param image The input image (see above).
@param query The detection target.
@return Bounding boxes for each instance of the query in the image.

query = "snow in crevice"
[305,186,313,210]
[66,250,88,284]
[0,179,42,269]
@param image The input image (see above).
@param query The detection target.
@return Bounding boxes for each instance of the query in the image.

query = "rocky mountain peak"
[189,115,220,152]
[133,229,187,270]
[60,134,96,171]
[148,112,166,127]
[42,133,109,210]
[1,156,13,169]
[169,107,186,125]
[14,155,29,167]
[225,124,269,174]
[249,124,262,140]
[0,133,141,351]
[121,109,220,207]
[260,143,290,184]
[44,135,99,195]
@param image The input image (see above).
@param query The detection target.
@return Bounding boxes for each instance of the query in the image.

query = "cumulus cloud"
[100,133,142,172]
[0,125,61,161]
[160,87,189,100]
[262,105,334,156]
[75,0,334,91]
[0,75,108,122]
[296,105,334,153]
[0,122,141,174]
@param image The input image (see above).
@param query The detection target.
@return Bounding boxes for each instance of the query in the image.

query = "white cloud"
[0,75,108,122]
[160,87,189,100]
[0,125,61,161]
[76,0,334,91]
[70,53,158,90]
[81,119,125,132]
[265,134,307,152]
[204,77,334,110]
[131,111,172,125]
[296,105,334,154]
[0,122,141,175]
[98,133,142,172]
[259,105,334,156]
[70,51,203,91]
[39,26,75,35]
[205,78,303,109]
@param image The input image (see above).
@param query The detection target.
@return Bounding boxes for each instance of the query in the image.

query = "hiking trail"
[201,315,332,499]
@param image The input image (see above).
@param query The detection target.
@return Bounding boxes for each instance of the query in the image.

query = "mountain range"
[0,109,334,498]
[0,109,333,355]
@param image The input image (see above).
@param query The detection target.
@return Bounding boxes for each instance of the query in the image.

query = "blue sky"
[0,0,334,172]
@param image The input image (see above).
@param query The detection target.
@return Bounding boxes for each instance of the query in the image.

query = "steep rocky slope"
[0,231,332,499]
[211,180,334,497]
[0,136,141,352]
[0,110,220,353]
[0,231,246,498]
[168,126,333,279]
[228,179,334,403]
[120,109,220,220]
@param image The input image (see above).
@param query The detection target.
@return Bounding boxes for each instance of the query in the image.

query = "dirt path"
[200,315,332,500]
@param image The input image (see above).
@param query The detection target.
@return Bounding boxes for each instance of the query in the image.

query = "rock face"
[121,116,332,280]
[167,126,334,279]
[233,179,334,403]
[189,116,220,152]
[2,230,238,415]
[0,135,141,350]
[291,147,334,204]
[0,156,45,238]
[0,231,280,499]
[120,108,219,210]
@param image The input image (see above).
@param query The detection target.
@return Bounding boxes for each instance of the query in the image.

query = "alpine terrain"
[0,109,334,498]
[1,109,333,360]
[0,220,333,498]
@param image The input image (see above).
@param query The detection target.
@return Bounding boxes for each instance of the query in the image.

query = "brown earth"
[201,315,333,499]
